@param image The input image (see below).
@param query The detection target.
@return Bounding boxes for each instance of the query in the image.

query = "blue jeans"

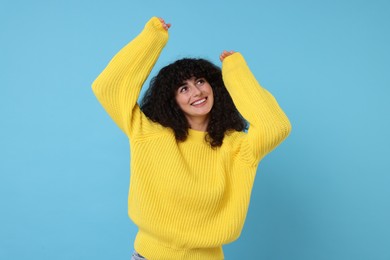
[131,251,146,260]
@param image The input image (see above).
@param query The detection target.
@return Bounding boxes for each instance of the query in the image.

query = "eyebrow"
[178,83,187,88]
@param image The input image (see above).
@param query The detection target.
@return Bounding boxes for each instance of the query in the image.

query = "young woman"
[92,17,291,260]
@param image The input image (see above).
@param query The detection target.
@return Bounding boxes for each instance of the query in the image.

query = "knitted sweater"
[92,17,291,260]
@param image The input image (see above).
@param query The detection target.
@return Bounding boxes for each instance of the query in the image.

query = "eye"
[196,78,205,85]
[179,86,188,93]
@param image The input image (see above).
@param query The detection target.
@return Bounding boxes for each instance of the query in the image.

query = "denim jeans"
[131,251,146,260]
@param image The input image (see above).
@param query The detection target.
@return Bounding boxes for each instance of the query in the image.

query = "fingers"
[219,50,235,62]
[158,17,171,31]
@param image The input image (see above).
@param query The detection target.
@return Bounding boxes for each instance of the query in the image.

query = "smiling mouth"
[191,97,207,106]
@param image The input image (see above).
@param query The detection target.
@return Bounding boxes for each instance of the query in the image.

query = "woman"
[92,17,291,260]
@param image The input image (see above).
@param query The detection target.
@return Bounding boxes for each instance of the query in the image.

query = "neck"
[186,116,209,132]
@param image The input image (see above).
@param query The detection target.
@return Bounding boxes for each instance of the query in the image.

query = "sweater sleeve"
[222,53,291,165]
[91,17,168,137]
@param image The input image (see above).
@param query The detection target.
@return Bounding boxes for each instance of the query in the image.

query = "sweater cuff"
[137,17,169,53]
[144,17,169,35]
[222,52,247,74]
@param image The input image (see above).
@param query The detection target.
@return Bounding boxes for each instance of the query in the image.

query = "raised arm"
[221,51,291,164]
[92,17,169,136]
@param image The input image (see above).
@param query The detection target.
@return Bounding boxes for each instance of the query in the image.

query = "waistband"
[134,231,224,260]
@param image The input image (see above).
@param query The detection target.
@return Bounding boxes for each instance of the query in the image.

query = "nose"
[192,85,202,97]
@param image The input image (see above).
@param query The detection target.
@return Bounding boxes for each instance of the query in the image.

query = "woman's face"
[175,77,214,123]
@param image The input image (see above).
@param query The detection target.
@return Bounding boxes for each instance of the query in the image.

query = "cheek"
[209,88,215,107]
[207,84,213,95]
[175,95,188,107]
[174,95,181,107]
[208,87,214,100]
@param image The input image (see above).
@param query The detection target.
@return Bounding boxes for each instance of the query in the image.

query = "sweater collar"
[186,128,207,143]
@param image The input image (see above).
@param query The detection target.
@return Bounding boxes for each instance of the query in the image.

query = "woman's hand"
[158,17,171,31]
[219,50,235,62]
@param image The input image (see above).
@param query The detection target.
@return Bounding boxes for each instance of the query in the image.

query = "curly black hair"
[140,58,247,147]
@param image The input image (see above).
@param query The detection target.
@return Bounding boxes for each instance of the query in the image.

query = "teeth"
[192,98,206,105]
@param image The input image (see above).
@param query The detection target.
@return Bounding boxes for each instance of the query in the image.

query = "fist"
[220,50,235,62]
[158,17,171,31]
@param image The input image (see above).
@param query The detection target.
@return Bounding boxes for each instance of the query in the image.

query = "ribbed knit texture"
[92,17,291,260]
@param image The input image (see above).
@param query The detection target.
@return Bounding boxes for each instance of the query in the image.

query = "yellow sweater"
[92,17,291,260]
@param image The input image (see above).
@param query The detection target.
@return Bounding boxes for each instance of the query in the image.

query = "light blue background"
[1,0,389,259]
